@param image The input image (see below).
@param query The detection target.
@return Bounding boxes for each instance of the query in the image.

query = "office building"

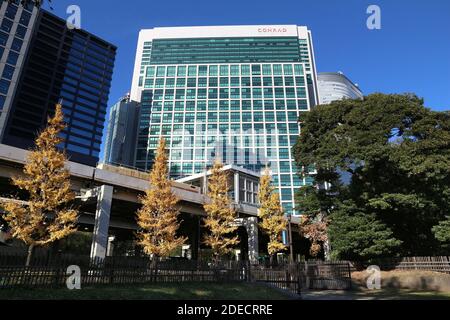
[318,72,363,105]
[130,25,319,215]
[103,94,140,167]
[0,1,116,166]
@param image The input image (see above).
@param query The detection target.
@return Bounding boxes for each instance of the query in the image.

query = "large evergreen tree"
[0,104,78,266]
[135,138,186,258]
[293,94,450,259]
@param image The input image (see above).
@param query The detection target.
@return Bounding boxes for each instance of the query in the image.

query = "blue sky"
[42,0,450,158]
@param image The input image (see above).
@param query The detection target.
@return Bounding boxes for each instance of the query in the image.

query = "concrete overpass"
[0,143,305,261]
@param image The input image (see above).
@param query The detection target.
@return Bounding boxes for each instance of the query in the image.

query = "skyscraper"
[130,25,319,215]
[0,2,116,166]
[103,94,140,167]
[318,72,363,105]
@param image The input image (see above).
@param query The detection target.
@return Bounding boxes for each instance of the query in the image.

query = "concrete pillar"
[106,236,115,257]
[90,185,114,261]
[234,172,240,203]
[245,217,259,263]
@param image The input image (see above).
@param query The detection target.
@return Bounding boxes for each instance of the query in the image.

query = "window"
[1,19,13,33]
[2,64,15,80]
[15,25,27,39]
[0,79,10,94]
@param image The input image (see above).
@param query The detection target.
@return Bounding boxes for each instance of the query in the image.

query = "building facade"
[103,94,140,167]
[130,25,319,215]
[318,72,363,105]
[0,2,116,166]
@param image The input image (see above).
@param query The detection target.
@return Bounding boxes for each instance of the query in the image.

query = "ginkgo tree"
[257,168,287,263]
[203,159,239,262]
[135,137,186,258]
[1,104,78,266]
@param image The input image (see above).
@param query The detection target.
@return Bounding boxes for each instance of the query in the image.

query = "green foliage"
[328,205,402,261]
[432,217,450,244]
[294,94,450,259]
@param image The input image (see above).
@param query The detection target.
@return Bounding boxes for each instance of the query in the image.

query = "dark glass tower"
[0,2,116,166]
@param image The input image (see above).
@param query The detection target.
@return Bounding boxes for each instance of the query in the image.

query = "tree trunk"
[26,244,35,267]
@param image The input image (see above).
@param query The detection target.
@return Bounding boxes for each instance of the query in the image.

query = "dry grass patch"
[352,270,450,292]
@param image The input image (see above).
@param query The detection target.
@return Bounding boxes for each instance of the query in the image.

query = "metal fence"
[0,252,353,294]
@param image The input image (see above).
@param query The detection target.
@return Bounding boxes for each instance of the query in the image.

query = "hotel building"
[129,25,319,215]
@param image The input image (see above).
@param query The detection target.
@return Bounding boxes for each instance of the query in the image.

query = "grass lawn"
[302,288,450,300]
[0,282,293,300]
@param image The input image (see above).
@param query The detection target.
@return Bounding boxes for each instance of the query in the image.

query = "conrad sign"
[257,27,288,33]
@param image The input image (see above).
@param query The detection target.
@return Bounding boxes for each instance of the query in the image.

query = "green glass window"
[199,66,207,76]
[253,100,263,110]
[155,79,165,89]
[273,64,282,75]
[263,77,272,87]
[286,87,296,98]
[166,66,176,77]
[146,66,155,77]
[220,77,229,87]
[241,77,251,87]
[252,77,261,86]
[279,161,291,173]
[262,64,272,75]
[165,78,175,88]
[156,66,165,77]
[197,101,207,110]
[177,66,186,76]
[274,77,283,86]
[197,89,207,99]
[176,78,186,87]
[289,123,299,134]
[219,112,229,122]
[175,89,185,99]
[219,100,229,110]
[241,65,250,75]
[230,100,240,110]
[275,100,285,109]
[242,100,251,110]
[284,77,295,86]
[294,64,304,76]
[230,88,240,99]
[252,88,262,98]
[253,112,264,122]
[209,77,218,87]
[187,78,196,87]
[209,65,218,76]
[276,112,286,122]
[296,87,306,98]
[288,111,298,122]
[219,65,229,76]
[208,100,218,110]
[188,66,197,76]
[198,78,207,87]
[283,64,293,75]
[251,64,261,75]
[230,65,239,76]
[263,88,273,98]
[219,88,229,99]
[298,99,308,110]
[175,101,184,111]
[275,88,284,99]
[286,100,297,110]
[208,88,218,99]
[295,76,305,86]
[242,112,252,122]
[241,88,251,99]
[264,100,274,110]
[230,77,240,87]
[186,89,196,99]
[230,112,240,122]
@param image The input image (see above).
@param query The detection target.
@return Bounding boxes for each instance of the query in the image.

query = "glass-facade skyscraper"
[0,2,116,166]
[130,25,319,215]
